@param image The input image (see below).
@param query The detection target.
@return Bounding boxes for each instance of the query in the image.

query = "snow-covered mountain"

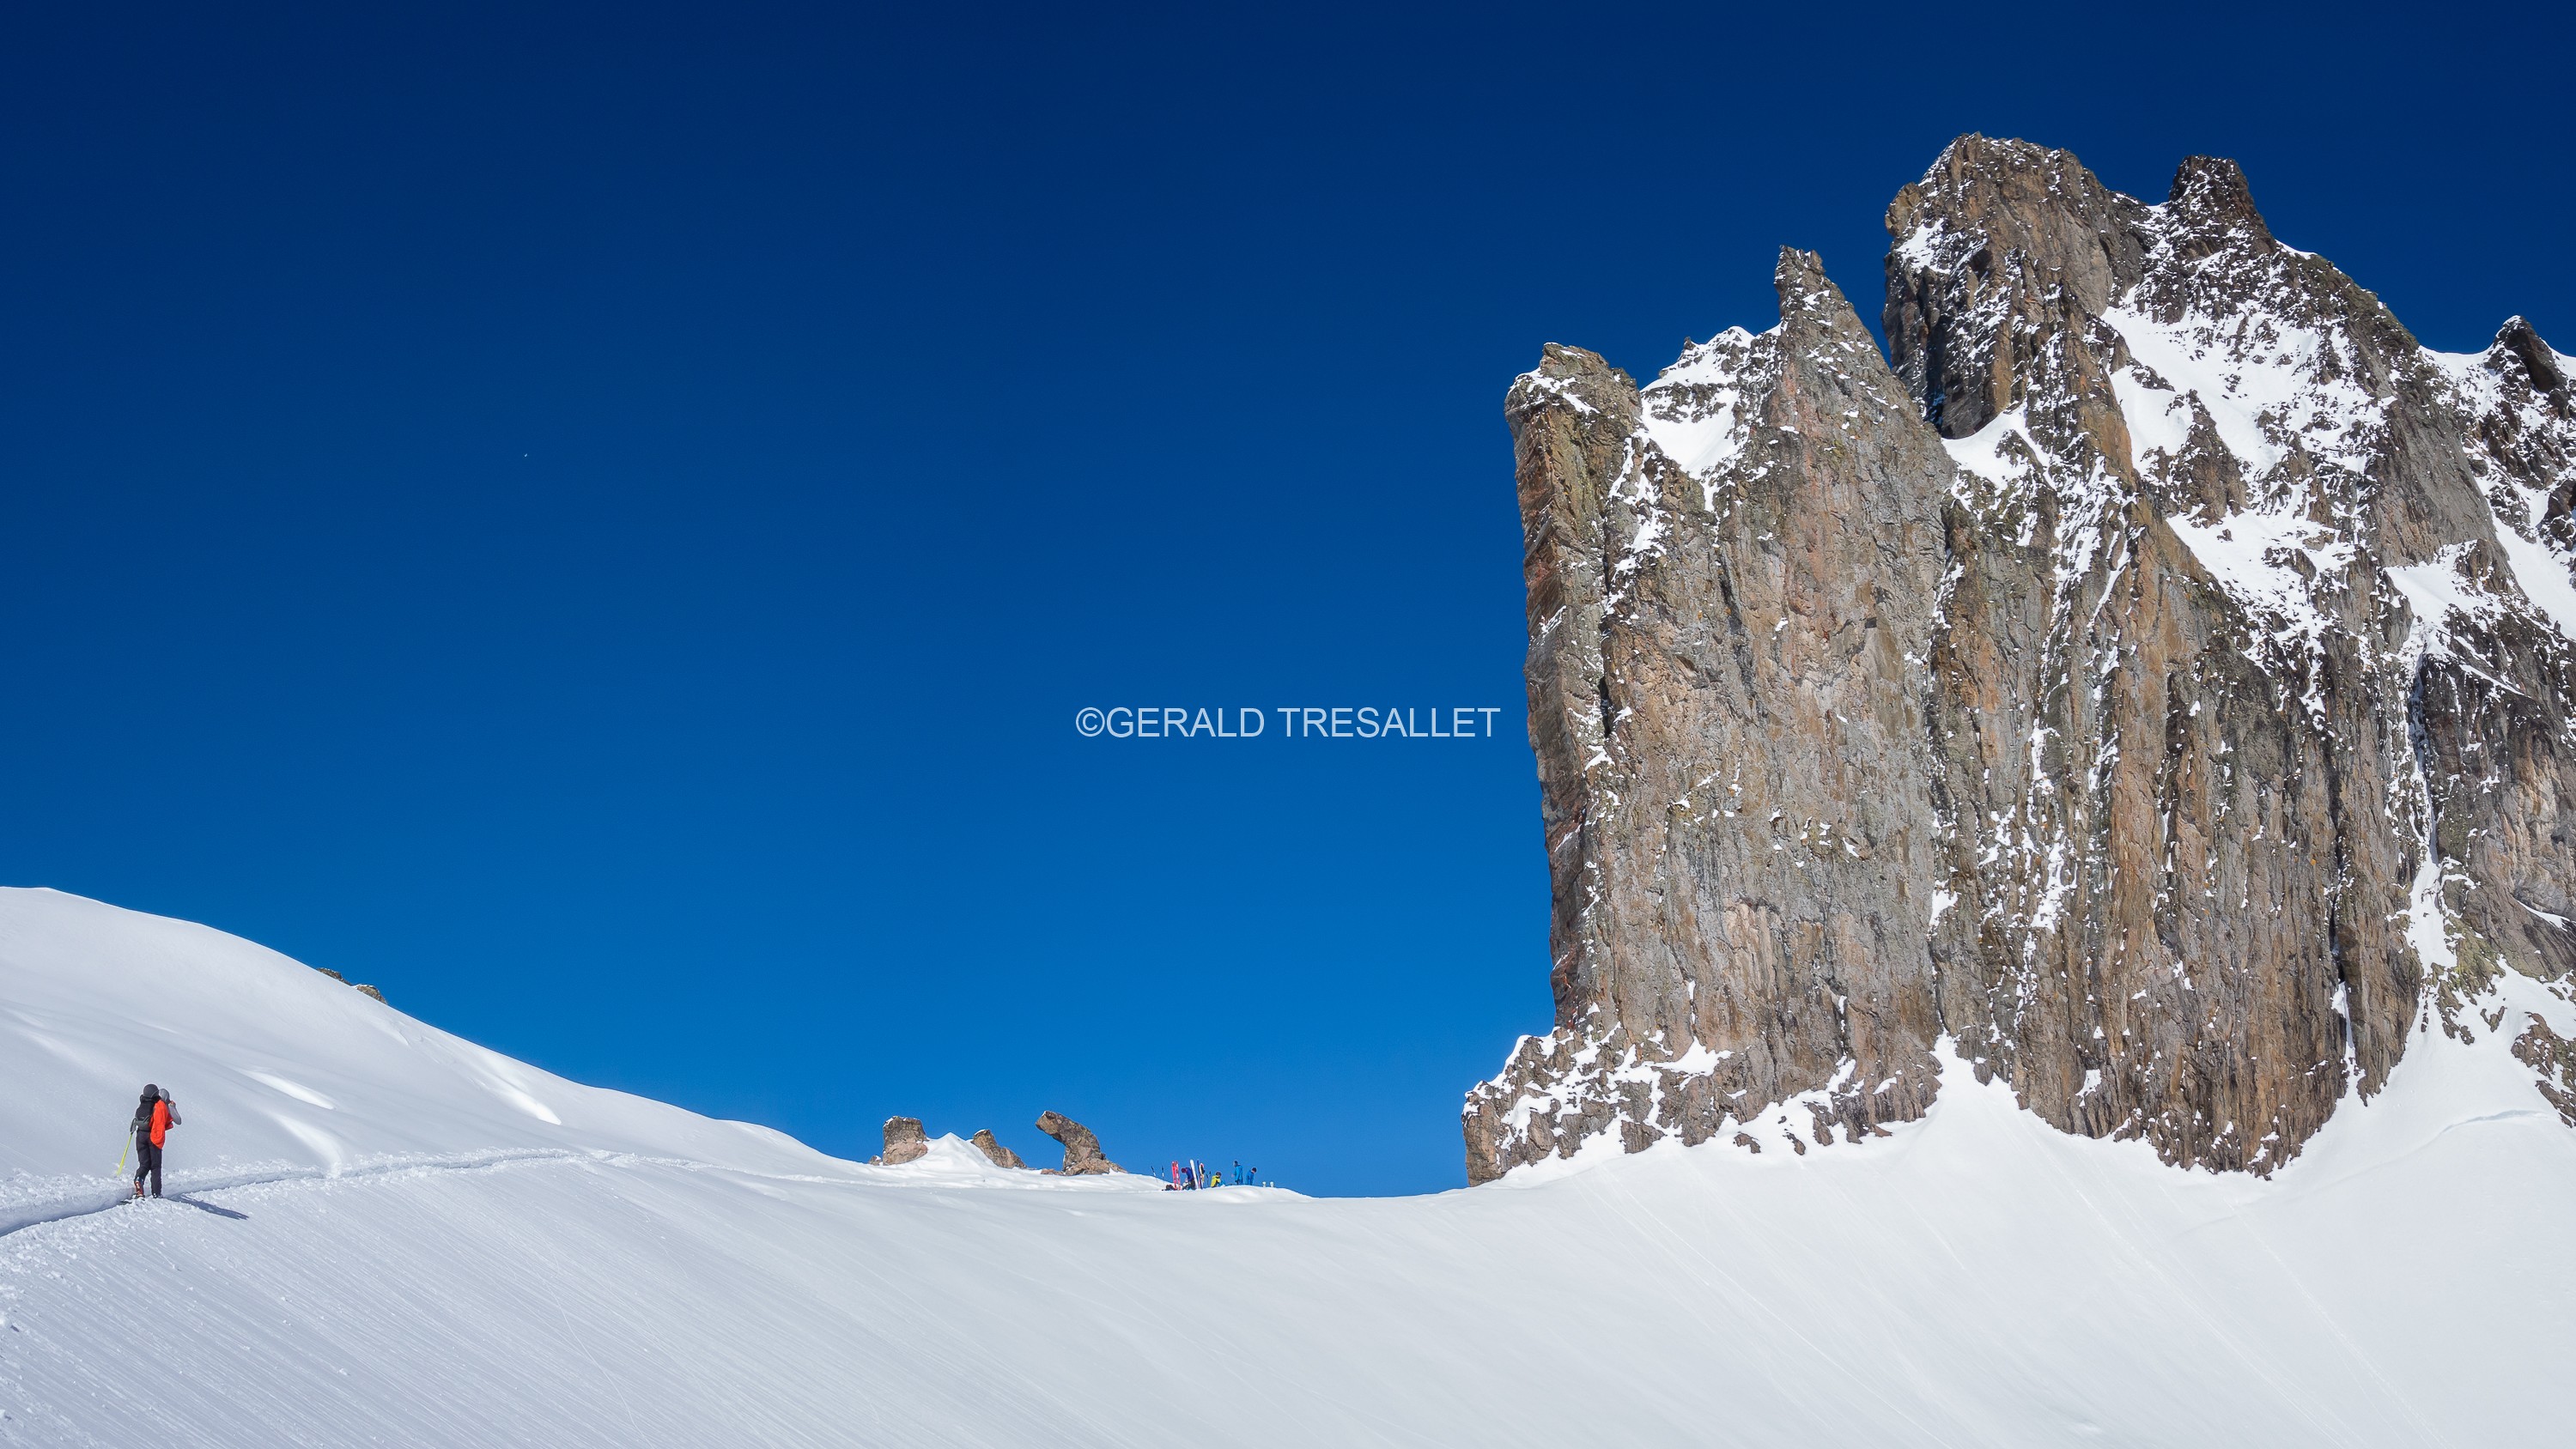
[3,886,2570,1445]
[1473,136,2576,1184]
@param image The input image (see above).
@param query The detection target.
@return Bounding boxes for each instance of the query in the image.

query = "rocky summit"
[1465,136,2576,1183]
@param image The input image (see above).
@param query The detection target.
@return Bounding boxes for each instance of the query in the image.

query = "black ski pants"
[133,1141,162,1197]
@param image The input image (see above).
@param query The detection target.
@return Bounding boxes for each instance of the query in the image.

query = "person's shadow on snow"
[167,1196,248,1221]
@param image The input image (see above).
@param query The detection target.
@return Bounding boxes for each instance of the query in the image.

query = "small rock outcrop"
[969,1130,1027,1169]
[313,966,386,1003]
[873,1116,929,1166]
[1034,1111,1121,1174]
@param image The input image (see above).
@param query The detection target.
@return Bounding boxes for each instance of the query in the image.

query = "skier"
[130,1084,179,1199]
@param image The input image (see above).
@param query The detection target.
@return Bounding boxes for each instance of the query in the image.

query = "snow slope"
[0,888,848,1210]
[3,887,2572,1446]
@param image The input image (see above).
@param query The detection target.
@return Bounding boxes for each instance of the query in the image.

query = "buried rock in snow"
[873,1116,929,1166]
[1034,1111,1120,1174]
[969,1130,1027,1169]
[313,965,386,1003]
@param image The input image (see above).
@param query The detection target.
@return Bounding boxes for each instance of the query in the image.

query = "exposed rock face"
[874,1116,929,1166]
[1034,1111,1121,1174]
[1467,136,2576,1183]
[969,1129,1027,1169]
[2515,1016,2576,1126]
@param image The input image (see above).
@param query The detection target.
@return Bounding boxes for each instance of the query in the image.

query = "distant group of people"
[127,1083,181,1198]
[1167,1159,1256,1190]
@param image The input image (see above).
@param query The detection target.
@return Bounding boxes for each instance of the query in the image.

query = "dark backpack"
[131,1100,155,1144]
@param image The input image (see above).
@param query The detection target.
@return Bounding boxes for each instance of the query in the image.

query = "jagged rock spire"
[1471,136,2576,1183]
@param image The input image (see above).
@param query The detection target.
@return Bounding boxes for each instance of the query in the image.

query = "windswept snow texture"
[3,888,2572,1446]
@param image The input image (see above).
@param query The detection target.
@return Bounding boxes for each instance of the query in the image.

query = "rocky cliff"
[1466,136,2576,1182]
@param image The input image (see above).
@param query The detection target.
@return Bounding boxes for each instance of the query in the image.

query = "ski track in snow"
[0,1149,580,1242]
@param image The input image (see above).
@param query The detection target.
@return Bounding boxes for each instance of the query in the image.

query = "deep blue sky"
[4,3,2566,1193]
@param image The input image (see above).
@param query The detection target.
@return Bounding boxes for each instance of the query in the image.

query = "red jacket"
[149,1100,174,1147]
